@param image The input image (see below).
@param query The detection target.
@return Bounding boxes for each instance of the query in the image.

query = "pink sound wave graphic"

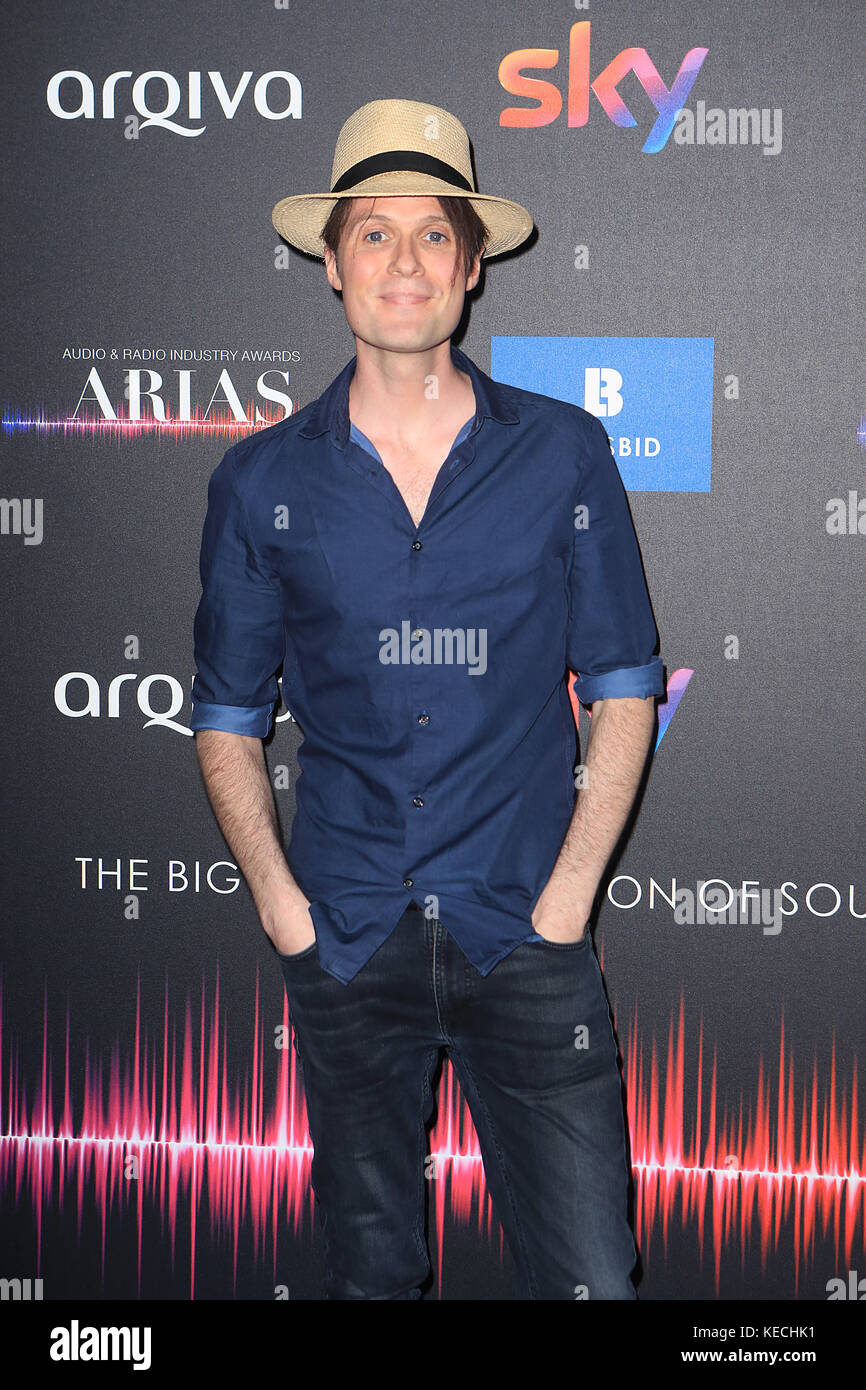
[2,408,284,440]
[1,975,862,1299]
[622,993,865,1297]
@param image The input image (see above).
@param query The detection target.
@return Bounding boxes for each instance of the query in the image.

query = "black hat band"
[331,149,474,194]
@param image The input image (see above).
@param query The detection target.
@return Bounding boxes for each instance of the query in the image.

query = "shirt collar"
[297,341,520,449]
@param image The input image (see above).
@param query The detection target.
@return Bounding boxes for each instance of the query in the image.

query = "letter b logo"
[584,367,623,418]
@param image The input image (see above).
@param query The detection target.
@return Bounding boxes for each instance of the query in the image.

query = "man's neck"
[347,340,475,447]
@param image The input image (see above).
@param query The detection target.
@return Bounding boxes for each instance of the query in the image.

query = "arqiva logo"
[46,69,300,136]
[499,20,708,152]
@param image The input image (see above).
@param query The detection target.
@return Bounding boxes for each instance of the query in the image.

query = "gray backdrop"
[1,0,863,1300]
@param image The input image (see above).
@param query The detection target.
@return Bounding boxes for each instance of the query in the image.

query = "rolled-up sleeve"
[567,413,665,706]
[189,447,284,736]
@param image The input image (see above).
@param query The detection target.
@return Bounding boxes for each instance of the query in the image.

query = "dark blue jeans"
[276,904,638,1300]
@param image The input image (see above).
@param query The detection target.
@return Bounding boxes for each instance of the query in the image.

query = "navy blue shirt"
[190,342,665,983]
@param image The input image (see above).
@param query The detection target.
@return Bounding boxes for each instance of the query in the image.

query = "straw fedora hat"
[271,98,534,260]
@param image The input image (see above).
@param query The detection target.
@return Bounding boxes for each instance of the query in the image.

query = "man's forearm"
[194,729,305,928]
[543,695,656,923]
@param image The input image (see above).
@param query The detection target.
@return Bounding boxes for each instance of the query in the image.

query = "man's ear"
[323,245,342,292]
[465,247,484,292]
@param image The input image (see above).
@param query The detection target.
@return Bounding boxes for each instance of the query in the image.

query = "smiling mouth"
[381,294,429,304]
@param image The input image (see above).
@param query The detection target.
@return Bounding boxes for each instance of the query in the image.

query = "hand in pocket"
[264,893,316,957]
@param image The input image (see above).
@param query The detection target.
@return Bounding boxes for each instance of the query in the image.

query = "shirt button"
[403,877,414,889]
[416,712,429,725]
[412,540,422,551]
[412,796,424,808]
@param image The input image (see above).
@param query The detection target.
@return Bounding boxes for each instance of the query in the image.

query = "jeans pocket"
[530,929,591,953]
[275,939,317,963]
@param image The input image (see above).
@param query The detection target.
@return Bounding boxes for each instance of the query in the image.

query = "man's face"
[323,196,482,357]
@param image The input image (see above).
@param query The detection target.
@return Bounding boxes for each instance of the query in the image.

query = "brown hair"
[321,195,489,285]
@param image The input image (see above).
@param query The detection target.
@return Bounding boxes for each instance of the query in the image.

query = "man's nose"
[387,233,425,272]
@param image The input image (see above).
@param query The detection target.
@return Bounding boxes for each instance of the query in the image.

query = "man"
[190,98,665,1300]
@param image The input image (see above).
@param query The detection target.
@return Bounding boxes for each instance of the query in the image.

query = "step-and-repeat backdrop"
[2,0,862,1301]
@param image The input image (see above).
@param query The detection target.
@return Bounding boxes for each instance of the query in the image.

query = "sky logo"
[654,668,694,749]
[570,669,693,752]
[491,336,714,492]
[499,21,709,153]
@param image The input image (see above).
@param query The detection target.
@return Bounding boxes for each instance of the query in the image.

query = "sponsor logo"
[655,669,692,748]
[69,366,293,425]
[499,20,708,152]
[54,670,295,736]
[46,69,300,136]
[491,336,714,491]
[499,22,781,155]
[3,345,301,439]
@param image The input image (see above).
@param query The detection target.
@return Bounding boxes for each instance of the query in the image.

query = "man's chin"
[356,334,450,357]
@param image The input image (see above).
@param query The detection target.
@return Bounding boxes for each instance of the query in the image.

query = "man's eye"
[362,228,449,244]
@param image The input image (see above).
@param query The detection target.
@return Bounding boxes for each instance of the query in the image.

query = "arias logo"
[3,345,302,440]
[69,363,292,433]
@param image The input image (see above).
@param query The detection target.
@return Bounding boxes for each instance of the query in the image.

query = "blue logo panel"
[490,337,714,492]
